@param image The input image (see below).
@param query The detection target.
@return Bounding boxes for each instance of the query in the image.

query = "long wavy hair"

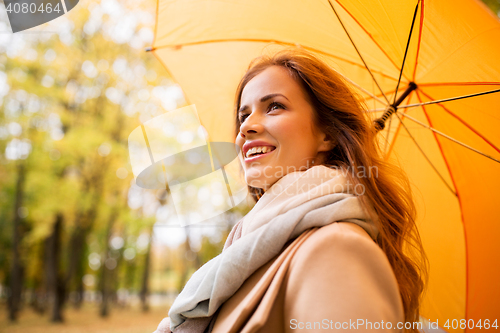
[233,47,429,331]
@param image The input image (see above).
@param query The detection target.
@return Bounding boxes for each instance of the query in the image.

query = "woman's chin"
[246,177,276,190]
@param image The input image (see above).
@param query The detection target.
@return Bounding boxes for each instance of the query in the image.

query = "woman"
[155,47,428,333]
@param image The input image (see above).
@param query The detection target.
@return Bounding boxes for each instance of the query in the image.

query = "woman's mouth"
[244,146,276,162]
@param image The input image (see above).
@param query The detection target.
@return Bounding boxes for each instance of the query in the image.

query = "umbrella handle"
[374,82,417,131]
[374,106,396,131]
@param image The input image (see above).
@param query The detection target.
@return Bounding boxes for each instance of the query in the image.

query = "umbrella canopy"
[149,0,500,329]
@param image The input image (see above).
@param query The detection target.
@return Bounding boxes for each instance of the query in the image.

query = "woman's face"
[235,65,332,190]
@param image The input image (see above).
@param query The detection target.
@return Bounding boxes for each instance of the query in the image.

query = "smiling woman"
[154,47,428,333]
[235,65,335,191]
[229,48,428,330]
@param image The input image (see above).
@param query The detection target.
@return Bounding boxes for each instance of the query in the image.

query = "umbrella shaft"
[374,82,417,131]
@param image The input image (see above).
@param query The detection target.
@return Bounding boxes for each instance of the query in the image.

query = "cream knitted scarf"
[156,165,379,332]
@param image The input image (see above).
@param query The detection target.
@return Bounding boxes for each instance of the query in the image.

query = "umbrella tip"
[145,47,154,52]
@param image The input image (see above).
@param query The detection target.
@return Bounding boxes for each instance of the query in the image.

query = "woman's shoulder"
[291,221,382,262]
[283,222,405,329]
[306,220,376,241]
[287,221,397,287]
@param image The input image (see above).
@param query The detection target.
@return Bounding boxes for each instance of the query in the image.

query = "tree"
[0,0,183,321]
[8,161,27,321]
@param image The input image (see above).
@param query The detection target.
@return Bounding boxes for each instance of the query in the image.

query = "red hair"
[233,47,429,331]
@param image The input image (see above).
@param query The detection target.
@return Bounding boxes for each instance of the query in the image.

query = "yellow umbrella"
[148,0,500,330]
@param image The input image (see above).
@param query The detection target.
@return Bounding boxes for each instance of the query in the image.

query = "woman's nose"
[239,113,264,137]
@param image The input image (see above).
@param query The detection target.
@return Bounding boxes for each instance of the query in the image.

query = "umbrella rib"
[398,88,500,109]
[393,0,420,105]
[327,0,390,105]
[368,87,500,113]
[419,88,500,156]
[394,112,457,195]
[419,82,500,87]
[384,113,393,155]
[397,111,500,164]
[332,0,409,81]
[340,75,388,106]
[383,90,418,155]
[151,38,400,83]
[383,114,403,160]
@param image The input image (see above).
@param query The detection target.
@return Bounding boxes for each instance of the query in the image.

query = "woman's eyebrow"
[238,93,289,114]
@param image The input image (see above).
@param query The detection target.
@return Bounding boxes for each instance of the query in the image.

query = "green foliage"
[482,0,500,15]
[0,0,185,305]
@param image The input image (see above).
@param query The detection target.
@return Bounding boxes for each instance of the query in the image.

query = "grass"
[0,304,170,333]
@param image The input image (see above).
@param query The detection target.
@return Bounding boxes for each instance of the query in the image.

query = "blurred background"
[0,0,498,332]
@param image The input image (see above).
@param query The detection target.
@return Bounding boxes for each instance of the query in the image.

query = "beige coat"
[154,222,405,333]
[210,222,405,333]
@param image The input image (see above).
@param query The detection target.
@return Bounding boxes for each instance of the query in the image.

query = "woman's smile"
[244,146,277,163]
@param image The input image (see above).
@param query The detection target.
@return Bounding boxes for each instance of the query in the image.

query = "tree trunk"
[31,242,47,315]
[8,162,26,322]
[178,226,198,291]
[45,213,64,322]
[73,271,84,309]
[140,226,153,312]
[99,216,113,317]
[63,188,102,309]
[72,241,87,310]
[62,157,106,309]
[62,224,84,306]
[99,259,109,317]
[124,255,136,308]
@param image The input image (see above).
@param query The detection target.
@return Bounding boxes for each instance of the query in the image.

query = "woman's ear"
[318,134,336,152]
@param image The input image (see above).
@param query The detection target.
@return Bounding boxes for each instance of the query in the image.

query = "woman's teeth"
[245,146,275,158]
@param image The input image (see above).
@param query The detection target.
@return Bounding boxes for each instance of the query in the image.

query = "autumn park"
[1,0,500,332]
[0,0,249,332]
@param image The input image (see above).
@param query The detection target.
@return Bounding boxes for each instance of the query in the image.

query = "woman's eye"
[239,102,284,123]
[239,114,249,122]
[268,102,284,111]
